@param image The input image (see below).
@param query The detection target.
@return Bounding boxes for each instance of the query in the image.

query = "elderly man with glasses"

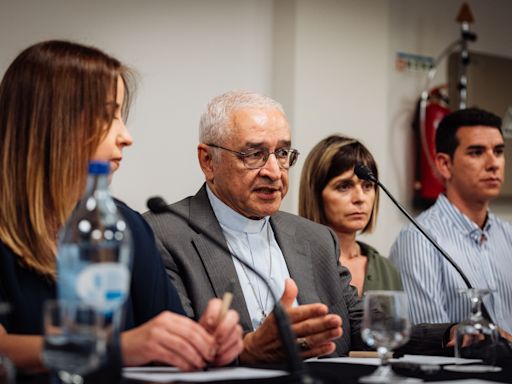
[144,90,452,363]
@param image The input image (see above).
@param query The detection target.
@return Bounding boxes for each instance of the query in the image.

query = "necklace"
[238,223,273,326]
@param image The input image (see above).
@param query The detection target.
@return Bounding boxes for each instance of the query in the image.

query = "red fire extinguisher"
[412,85,450,209]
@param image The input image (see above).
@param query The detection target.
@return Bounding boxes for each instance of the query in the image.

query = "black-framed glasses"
[207,144,300,169]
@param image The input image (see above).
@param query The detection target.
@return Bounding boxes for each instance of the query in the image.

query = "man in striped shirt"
[390,108,512,334]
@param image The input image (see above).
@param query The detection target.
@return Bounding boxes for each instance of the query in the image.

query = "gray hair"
[199,90,286,144]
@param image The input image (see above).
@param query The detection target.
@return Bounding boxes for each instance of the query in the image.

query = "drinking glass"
[445,288,501,373]
[42,300,106,384]
[360,290,421,383]
[0,301,15,384]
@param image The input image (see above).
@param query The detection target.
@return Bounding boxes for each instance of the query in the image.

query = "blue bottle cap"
[88,161,110,175]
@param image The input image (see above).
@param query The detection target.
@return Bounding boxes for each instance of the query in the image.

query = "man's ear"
[435,152,453,182]
[198,144,214,182]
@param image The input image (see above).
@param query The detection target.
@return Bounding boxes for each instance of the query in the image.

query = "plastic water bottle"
[57,161,132,316]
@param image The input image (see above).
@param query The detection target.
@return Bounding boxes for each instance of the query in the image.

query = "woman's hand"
[0,326,45,373]
[200,298,244,366]
[121,311,216,371]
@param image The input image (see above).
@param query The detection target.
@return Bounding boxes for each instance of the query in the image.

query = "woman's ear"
[198,144,215,182]
[435,152,452,182]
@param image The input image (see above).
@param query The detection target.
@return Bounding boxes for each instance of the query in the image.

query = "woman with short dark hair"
[299,135,402,297]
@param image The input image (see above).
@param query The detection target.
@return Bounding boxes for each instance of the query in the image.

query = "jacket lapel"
[270,213,321,305]
[189,185,253,330]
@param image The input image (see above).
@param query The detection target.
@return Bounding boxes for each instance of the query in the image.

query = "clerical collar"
[206,185,269,234]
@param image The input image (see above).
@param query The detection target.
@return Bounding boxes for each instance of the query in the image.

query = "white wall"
[0,0,275,210]
[1,0,511,255]
[275,0,512,255]
[384,0,512,252]
[281,0,390,211]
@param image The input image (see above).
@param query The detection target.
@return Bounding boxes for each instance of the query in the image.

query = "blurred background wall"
[1,0,510,255]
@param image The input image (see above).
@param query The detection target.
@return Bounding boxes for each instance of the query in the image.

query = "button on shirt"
[206,186,296,330]
[390,194,512,334]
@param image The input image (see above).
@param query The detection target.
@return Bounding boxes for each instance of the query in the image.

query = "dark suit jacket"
[144,184,451,356]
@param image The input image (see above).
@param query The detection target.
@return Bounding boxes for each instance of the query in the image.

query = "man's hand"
[121,311,216,371]
[446,324,512,348]
[497,327,512,342]
[240,279,342,363]
[446,325,457,348]
[200,298,244,366]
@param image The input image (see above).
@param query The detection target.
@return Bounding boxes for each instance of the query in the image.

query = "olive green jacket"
[358,241,403,294]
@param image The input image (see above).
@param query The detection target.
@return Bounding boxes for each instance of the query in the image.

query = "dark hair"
[299,135,379,233]
[436,108,502,157]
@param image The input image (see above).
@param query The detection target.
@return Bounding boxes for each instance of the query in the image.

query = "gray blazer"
[144,184,451,356]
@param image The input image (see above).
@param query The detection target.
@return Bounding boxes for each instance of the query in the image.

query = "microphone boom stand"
[146,197,318,384]
[359,168,472,289]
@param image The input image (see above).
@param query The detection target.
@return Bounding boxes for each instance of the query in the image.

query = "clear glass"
[42,300,106,384]
[445,288,502,373]
[360,291,421,383]
[0,302,15,384]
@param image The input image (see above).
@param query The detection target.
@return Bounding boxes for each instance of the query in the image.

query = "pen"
[204,281,234,371]
[216,280,234,326]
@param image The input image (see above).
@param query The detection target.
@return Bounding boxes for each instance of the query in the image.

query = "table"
[17,359,512,384]
[305,360,512,383]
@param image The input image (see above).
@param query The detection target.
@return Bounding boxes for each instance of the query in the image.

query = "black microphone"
[353,163,474,289]
[147,196,318,384]
[355,165,512,356]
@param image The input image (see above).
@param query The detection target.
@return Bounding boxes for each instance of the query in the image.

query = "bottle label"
[76,263,130,313]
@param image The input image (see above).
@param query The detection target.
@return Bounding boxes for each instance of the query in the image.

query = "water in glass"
[42,300,105,384]
[445,288,501,373]
[359,290,421,383]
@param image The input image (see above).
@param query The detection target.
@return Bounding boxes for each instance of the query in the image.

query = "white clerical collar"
[206,184,269,234]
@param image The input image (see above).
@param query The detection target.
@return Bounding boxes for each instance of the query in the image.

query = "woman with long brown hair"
[0,40,242,372]
[299,135,402,297]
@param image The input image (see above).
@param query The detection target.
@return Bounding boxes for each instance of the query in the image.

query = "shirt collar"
[206,185,269,234]
[437,193,494,241]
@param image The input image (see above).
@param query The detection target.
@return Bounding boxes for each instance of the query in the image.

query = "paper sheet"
[306,354,482,366]
[306,356,382,366]
[398,354,482,366]
[123,366,287,382]
[427,381,503,384]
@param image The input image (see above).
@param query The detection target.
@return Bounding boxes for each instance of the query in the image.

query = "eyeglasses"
[207,144,300,169]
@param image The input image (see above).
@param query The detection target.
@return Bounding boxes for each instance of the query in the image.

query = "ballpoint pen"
[204,280,235,370]
[217,281,234,326]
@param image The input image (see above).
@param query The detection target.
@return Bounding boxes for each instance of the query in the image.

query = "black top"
[0,200,185,334]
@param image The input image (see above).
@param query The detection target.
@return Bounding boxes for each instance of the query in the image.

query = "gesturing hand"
[240,279,342,363]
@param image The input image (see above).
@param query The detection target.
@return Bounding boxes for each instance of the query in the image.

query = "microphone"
[355,165,512,357]
[353,164,501,326]
[353,163,473,289]
[146,196,317,384]
[147,197,171,214]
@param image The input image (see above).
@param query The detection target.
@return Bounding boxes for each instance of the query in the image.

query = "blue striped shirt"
[390,194,512,334]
